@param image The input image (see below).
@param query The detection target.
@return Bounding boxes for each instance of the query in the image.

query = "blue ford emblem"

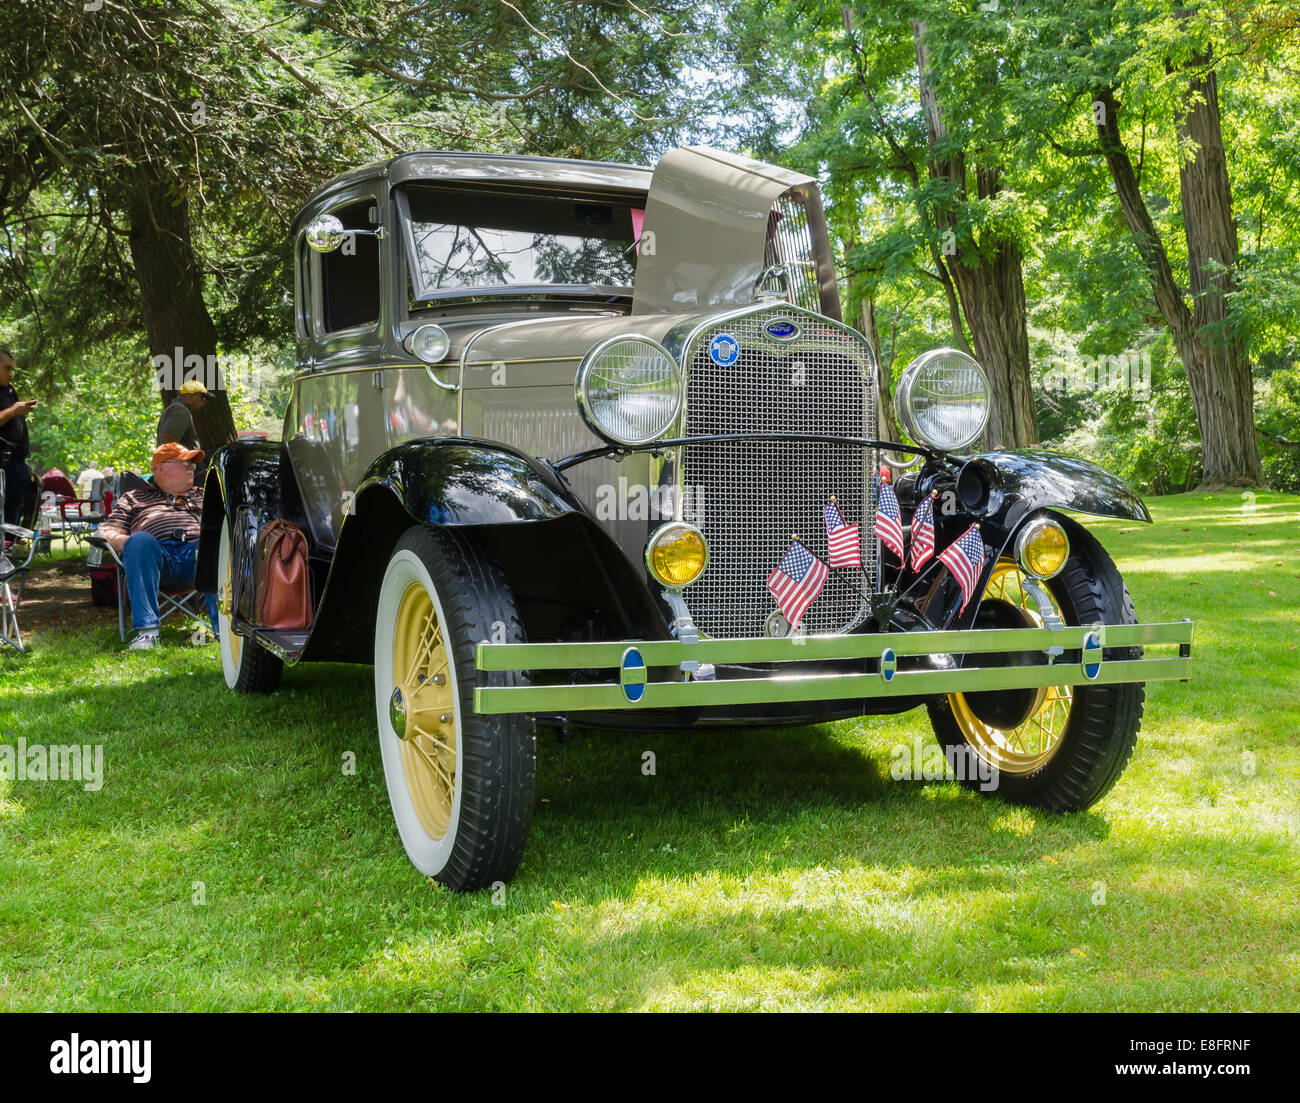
[620,646,648,703]
[1081,631,1102,680]
[709,333,740,366]
[880,647,897,683]
[764,319,800,342]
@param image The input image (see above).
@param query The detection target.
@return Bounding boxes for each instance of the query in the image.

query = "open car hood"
[631,147,840,320]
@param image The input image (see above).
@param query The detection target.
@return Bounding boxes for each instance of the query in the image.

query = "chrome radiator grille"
[681,311,878,639]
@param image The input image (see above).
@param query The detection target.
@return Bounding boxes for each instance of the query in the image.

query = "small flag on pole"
[938,523,986,613]
[911,491,937,571]
[872,482,906,563]
[766,540,828,631]
[823,498,861,569]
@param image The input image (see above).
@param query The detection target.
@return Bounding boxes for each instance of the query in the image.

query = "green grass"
[1,490,1297,1011]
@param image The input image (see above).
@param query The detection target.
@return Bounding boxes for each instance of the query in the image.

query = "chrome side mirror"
[305,215,346,253]
[304,214,386,253]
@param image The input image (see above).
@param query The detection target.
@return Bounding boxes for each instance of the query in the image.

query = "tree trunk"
[857,295,901,442]
[124,168,236,453]
[912,20,1038,449]
[930,241,974,357]
[1093,76,1263,488]
[1176,63,1263,488]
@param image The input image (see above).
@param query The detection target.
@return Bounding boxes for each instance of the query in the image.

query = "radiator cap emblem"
[709,333,740,366]
[764,319,800,342]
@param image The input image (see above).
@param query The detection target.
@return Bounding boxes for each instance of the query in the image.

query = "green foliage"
[1042,338,1204,495]
[1255,363,1300,492]
[24,340,272,476]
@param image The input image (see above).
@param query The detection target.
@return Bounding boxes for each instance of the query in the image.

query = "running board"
[232,616,310,662]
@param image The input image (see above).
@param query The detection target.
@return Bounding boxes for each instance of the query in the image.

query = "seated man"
[97,442,219,650]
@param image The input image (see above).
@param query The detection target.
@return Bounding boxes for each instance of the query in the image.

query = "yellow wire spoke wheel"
[374,525,536,890]
[948,559,1074,776]
[391,581,457,839]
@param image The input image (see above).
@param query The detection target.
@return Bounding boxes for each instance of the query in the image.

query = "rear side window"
[317,199,381,333]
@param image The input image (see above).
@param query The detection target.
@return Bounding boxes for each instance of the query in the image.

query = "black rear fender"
[195,440,310,593]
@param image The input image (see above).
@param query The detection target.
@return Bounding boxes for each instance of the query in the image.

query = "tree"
[0,0,392,449]
[0,0,703,457]
[725,1,1042,448]
[1024,0,1272,487]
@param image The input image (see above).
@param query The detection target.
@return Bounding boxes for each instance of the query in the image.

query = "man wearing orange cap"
[97,443,219,650]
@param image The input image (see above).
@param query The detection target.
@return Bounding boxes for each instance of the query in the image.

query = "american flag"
[823,500,861,569]
[766,541,828,630]
[938,523,986,613]
[910,491,937,571]
[872,481,906,563]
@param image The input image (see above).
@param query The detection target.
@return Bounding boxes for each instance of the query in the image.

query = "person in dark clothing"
[156,379,213,449]
[0,347,35,526]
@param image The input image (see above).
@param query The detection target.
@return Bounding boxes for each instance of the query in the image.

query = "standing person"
[97,442,219,650]
[156,379,213,449]
[0,347,35,526]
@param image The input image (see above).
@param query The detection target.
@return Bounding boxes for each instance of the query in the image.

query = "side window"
[316,199,381,334]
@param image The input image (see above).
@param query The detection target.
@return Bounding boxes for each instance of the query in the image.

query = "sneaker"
[128,631,159,650]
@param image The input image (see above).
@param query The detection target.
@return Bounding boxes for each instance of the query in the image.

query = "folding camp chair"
[55,476,109,551]
[86,535,207,642]
[36,471,112,551]
[1,470,38,652]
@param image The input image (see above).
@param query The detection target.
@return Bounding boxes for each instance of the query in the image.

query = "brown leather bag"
[254,520,313,629]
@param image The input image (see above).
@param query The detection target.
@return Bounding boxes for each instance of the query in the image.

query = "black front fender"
[957,449,1151,525]
[301,438,668,663]
[354,436,588,525]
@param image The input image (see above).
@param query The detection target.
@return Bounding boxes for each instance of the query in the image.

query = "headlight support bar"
[552,431,937,473]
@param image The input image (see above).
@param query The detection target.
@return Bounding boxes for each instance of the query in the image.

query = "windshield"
[398,184,641,302]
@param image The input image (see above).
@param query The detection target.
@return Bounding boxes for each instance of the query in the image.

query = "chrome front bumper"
[472,621,1194,715]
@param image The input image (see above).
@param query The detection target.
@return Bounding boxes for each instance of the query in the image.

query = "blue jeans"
[122,532,219,635]
[2,459,28,525]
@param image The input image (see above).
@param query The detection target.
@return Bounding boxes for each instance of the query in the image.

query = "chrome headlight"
[895,348,990,452]
[404,323,451,364]
[576,336,682,446]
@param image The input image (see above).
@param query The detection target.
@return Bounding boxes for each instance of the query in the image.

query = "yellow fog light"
[1015,517,1069,580]
[646,523,708,588]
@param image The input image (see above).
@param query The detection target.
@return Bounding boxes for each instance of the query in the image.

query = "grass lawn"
[1,490,1297,1011]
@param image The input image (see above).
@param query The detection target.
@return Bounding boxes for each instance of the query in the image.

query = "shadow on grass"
[4,626,1293,1010]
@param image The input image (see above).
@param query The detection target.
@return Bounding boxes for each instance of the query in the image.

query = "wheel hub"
[389,687,408,738]
[962,600,1048,730]
[948,559,1075,776]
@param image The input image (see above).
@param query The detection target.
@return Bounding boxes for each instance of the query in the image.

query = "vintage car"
[196,146,1194,891]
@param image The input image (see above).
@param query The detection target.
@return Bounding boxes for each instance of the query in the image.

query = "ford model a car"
[196,146,1194,891]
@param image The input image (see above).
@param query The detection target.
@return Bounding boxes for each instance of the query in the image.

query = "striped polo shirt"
[99,486,205,544]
